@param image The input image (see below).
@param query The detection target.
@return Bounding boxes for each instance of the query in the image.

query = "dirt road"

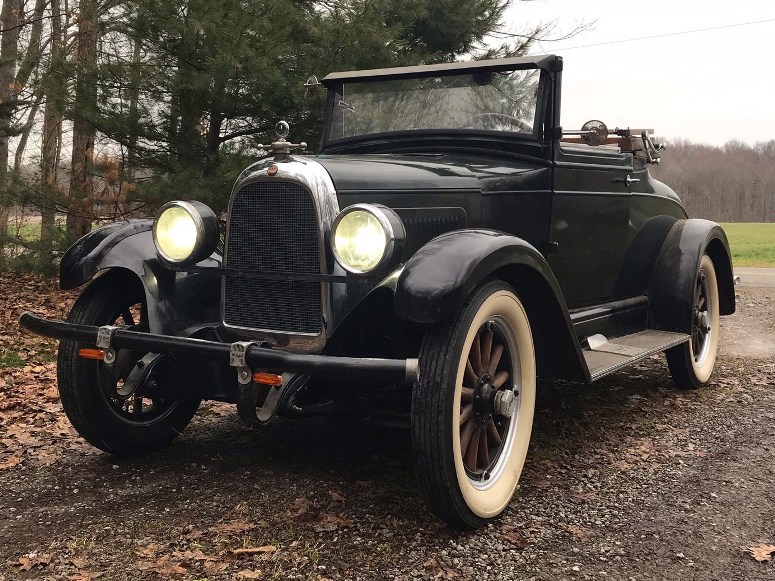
[0,275,773,580]
[735,267,775,288]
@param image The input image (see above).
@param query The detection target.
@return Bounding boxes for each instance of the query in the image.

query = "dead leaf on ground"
[501,529,529,548]
[232,546,277,556]
[422,556,459,579]
[209,520,257,535]
[0,455,22,470]
[236,570,263,579]
[285,496,313,520]
[15,553,53,571]
[748,543,775,562]
[138,556,187,575]
[314,512,354,532]
[172,548,215,561]
[204,560,229,574]
[328,489,346,502]
[136,543,163,559]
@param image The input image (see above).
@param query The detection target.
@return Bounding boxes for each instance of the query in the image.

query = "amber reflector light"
[78,348,104,360]
[252,372,283,386]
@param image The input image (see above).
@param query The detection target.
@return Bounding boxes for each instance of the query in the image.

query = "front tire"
[666,254,720,389]
[57,270,200,456]
[412,281,536,528]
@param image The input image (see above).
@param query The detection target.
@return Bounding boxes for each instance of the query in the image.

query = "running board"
[583,330,689,381]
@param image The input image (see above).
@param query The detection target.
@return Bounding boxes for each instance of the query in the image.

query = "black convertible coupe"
[20,55,735,528]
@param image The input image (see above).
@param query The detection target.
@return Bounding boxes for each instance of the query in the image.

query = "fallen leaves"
[232,546,277,556]
[209,520,257,535]
[422,556,459,579]
[16,552,53,571]
[748,543,775,562]
[499,525,529,548]
[314,512,354,532]
[138,555,187,575]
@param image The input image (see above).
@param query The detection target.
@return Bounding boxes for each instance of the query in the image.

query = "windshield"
[329,68,541,141]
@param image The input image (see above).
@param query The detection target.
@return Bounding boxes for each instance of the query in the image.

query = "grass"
[720,223,775,267]
[0,350,25,368]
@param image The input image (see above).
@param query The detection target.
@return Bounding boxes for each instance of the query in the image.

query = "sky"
[499,0,775,145]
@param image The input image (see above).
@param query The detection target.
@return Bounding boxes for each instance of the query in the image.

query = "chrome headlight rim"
[331,203,405,275]
[152,200,219,265]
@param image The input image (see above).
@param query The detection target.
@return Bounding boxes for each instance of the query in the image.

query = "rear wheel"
[57,271,200,456]
[666,254,720,389]
[412,281,536,528]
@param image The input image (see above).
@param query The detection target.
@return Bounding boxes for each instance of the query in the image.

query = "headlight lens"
[331,204,405,274]
[153,201,219,264]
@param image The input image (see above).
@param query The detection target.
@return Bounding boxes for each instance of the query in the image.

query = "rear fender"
[648,219,735,334]
[60,221,222,336]
[395,229,587,381]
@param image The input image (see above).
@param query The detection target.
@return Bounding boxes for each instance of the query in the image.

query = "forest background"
[0,0,771,274]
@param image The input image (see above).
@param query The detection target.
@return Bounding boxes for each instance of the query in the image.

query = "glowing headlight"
[153,201,219,265]
[332,204,405,274]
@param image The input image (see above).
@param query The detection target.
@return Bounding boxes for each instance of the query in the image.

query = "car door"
[547,143,633,309]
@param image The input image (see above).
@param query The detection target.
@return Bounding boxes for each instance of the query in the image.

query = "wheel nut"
[494,389,517,417]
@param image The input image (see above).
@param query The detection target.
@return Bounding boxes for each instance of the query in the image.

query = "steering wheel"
[464,112,532,133]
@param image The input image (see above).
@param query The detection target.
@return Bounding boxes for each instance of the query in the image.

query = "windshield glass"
[329,68,541,141]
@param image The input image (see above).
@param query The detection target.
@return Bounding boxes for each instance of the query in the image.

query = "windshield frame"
[320,56,556,151]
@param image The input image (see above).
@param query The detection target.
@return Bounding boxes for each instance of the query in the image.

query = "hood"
[313,153,545,194]
[313,154,481,192]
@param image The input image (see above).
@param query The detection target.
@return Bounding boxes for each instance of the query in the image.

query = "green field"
[720,223,775,267]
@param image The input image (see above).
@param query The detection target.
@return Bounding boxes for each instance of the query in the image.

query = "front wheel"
[57,270,200,456]
[412,281,536,528]
[666,254,720,389]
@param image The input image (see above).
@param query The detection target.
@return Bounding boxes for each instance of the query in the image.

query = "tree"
[67,0,100,238]
[89,0,535,210]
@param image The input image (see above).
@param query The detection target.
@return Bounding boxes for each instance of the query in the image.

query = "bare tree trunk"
[13,90,43,171]
[0,0,21,247]
[67,0,98,238]
[126,35,142,177]
[41,0,64,271]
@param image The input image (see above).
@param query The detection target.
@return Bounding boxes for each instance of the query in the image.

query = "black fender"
[59,220,222,337]
[395,229,587,382]
[648,219,735,334]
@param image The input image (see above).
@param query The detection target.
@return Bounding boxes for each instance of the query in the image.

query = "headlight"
[153,201,219,265]
[331,204,405,274]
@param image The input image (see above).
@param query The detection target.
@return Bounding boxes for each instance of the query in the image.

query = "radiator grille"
[223,181,322,334]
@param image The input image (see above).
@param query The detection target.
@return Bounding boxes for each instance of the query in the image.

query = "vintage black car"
[20,55,735,528]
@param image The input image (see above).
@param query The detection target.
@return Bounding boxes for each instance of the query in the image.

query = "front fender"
[395,229,586,382]
[648,219,735,334]
[395,229,561,323]
[59,221,222,337]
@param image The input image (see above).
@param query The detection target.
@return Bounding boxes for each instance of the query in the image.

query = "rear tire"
[412,280,536,528]
[666,254,720,389]
[57,271,200,456]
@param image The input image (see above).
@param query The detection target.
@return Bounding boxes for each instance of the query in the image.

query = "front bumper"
[19,312,419,384]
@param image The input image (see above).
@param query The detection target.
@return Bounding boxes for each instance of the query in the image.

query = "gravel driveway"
[0,275,773,580]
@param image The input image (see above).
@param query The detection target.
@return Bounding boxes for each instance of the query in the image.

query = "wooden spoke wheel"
[413,281,536,528]
[667,254,720,389]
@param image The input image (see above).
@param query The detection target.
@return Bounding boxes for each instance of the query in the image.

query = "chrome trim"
[221,156,340,354]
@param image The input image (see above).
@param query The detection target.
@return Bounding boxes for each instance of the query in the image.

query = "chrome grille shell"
[221,157,339,353]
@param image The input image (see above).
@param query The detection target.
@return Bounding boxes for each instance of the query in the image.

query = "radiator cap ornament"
[257,120,307,162]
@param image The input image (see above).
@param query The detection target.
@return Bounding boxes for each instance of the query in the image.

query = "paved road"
[734,267,775,288]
